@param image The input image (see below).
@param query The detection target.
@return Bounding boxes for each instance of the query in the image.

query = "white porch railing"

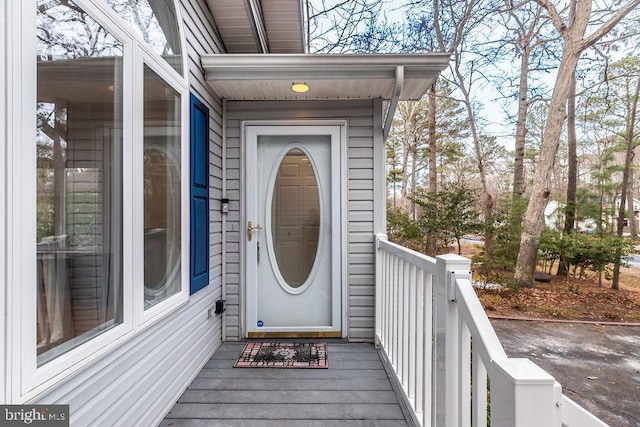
[374,234,608,427]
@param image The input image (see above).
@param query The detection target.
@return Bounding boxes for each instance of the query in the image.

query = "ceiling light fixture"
[291,82,309,93]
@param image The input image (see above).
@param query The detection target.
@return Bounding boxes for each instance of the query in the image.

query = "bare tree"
[305,0,392,53]
[604,57,640,289]
[514,0,640,285]
[428,0,503,258]
[496,1,555,199]
[395,100,429,215]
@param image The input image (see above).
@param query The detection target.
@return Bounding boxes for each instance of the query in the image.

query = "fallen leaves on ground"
[476,277,640,323]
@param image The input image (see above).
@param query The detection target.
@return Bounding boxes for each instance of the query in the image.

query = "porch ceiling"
[201,53,451,101]
[205,0,305,53]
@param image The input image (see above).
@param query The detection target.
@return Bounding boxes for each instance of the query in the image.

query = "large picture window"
[25,0,188,380]
[36,0,124,365]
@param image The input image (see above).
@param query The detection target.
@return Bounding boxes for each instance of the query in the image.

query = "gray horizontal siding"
[224,100,378,342]
[34,291,222,426]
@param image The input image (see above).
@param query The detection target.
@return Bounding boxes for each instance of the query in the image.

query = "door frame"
[241,120,348,338]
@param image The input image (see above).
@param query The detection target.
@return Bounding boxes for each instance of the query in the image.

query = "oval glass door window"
[271,148,320,288]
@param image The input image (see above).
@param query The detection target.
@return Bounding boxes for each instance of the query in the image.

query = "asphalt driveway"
[491,319,640,426]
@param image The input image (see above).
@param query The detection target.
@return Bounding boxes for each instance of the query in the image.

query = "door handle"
[248,220,262,241]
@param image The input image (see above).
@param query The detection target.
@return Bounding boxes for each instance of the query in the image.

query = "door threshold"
[248,331,342,339]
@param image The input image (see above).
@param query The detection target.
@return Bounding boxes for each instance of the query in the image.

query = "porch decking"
[161,341,410,426]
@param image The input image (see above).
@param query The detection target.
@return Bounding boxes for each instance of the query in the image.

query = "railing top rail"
[375,234,437,274]
[454,276,509,372]
[561,395,610,427]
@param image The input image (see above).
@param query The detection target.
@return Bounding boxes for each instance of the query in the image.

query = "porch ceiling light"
[291,82,309,93]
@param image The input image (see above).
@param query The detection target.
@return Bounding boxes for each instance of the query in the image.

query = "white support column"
[373,98,385,236]
[434,254,472,427]
[490,359,561,427]
[221,98,227,341]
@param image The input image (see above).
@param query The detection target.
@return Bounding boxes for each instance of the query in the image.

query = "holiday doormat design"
[234,342,328,368]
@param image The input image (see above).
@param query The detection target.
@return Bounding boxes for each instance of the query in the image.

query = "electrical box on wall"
[215,299,226,315]
[221,198,229,213]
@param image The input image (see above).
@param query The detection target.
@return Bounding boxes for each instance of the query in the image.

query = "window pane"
[144,66,182,309]
[271,149,320,288]
[106,0,183,74]
[36,0,124,365]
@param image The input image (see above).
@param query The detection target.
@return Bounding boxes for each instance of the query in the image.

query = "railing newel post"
[435,254,472,427]
[490,359,559,427]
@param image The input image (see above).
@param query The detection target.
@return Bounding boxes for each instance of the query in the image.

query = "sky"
[307,0,637,152]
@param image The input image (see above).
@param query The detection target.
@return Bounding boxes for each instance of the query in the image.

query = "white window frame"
[135,49,190,327]
[1,0,9,407]
[7,0,189,402]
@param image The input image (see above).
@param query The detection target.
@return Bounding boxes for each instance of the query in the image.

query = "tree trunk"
[426,83,438,254]
[428,83,437,193]
[558,73,577,276]
[612,75,640,290]
[513,46,530,199]
[628,180,636,236]
[597,188,605,236]
[411,152,418,219]
[399,103,417,213]
[514,49,580,285]
[400,142,410,204]
[453,58,494,261]
[564,74,578,235]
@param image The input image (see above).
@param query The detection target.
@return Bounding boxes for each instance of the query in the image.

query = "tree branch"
[580,0,640,51]
[535,0,566,34]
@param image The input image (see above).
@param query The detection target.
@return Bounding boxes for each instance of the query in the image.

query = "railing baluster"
[459,317,471,427]
[390,253,397,365]
[384,250,390,348]
[424,271,434,427]
[415,268,424,417]
[473,343,488,427]
[408,264,417,402]
[376,248,383,347]
[397,258,404,380]
[398,256,404,370]
[385,250,391,349]
[401,261,410,388]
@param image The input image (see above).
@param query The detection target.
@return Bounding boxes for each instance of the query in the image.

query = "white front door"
[245,125,342,336]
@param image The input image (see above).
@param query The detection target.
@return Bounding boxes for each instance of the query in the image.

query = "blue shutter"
[190,94,209,294]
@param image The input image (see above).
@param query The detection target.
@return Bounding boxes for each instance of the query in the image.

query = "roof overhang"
[202,53,451,101]
[202,53,450,139]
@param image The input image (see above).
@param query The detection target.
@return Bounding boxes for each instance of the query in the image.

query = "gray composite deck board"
[177,390,400,404]
[160,420,409,427]
[163,342,410,426]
